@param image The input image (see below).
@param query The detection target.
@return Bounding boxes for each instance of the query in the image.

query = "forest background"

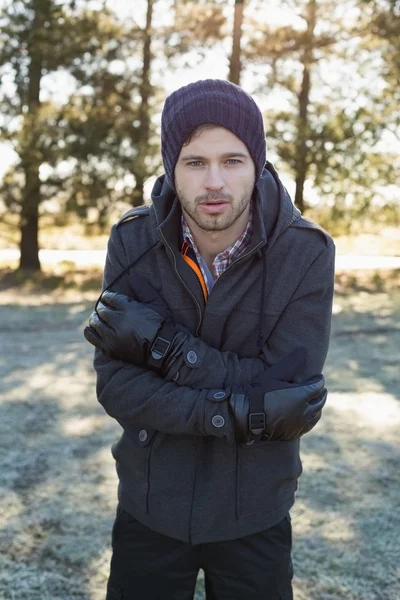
[0,1,399,599]
[0,0,399,271]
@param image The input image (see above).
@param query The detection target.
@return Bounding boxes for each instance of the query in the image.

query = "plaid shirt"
[181,202,253,293]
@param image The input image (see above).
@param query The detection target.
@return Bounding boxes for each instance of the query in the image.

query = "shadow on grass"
[0,298,116,599]
[291,289,400,599]
[326,288,400,397]
[0,286,399,599]
[293,413,400,599]
[0,398,118,599]
[0,266,102,293]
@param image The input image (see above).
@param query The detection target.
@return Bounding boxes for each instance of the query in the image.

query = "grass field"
[1,223,400,256]
[0,268,399,600]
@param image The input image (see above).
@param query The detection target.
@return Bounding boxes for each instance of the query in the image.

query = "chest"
[132,243,303,359]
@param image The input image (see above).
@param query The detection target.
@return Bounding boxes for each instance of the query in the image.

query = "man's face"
[174,126,256,232]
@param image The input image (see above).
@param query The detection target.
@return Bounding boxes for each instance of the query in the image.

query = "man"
[84,79,335,600]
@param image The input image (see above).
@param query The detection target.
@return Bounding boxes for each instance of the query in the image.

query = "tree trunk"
[294,60,311,213]
[229,0,245,85]
[294,0,316,213]
[19,167,41,272]
[18,0,47,272]
[133,0,154,206]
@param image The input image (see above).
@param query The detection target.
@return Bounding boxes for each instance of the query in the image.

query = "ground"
[0,268,399,600]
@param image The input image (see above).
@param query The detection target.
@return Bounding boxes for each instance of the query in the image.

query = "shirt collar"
[181,201,253,275]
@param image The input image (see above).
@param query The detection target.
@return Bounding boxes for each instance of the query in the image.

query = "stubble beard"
[176,186,254,232]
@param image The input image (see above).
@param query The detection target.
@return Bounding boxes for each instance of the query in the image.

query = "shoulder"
[272,213,335,275]
[290,214,334,249]
[116,204,151,227]
[109,204,156,260]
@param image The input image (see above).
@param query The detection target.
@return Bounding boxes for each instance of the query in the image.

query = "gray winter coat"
[93,162,335,544]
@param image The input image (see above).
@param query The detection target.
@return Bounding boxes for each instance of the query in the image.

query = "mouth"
[200,199,227,204]
[199,201,230,214]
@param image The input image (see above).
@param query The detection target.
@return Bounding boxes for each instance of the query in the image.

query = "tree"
[134,0,155,206]
[293,0,316,212]
[244,0,394,222]
[362,0,400,142]
[245,0,340,212]
[170,0,247,85]
[0,0,160,271]
[166,0,226,61]
[229,0,245,85]
[0,0,55,271]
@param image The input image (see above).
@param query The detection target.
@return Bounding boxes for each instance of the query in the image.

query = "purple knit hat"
[161,79,266,189]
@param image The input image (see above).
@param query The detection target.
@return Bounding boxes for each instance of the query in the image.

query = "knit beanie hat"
[161,79,266,189]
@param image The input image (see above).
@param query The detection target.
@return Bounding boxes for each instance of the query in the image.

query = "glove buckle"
[150,336,171,361]
[249,412,265,437]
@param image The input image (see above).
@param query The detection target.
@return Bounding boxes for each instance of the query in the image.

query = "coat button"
[213,391,226,400]
[187,351,198,364]
[139,429,148,442]
[212,415,225,428]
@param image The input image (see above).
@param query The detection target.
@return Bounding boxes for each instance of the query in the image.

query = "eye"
[226,159,242,165]
[187,161,204,167]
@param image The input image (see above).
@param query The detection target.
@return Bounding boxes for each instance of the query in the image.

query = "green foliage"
[359,0,400,140]
[244,0,399,227]
[0,0,399,241]
[162,0,227,64]
[0,1,163,233]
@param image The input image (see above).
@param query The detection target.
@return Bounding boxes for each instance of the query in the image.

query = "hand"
[229,377,326,443]
[84,290,166,366]
[228,348,327,442]
[84,289,190,372]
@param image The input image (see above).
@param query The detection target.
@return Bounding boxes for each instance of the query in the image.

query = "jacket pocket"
[238,439,302,519]
[111,426,157,514]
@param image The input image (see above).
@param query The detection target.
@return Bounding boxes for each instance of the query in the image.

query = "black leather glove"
[84,289,189,372]
[228,348,327,442]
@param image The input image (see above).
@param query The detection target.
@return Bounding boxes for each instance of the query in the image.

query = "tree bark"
[19,166,41,272]
[18,0,48,272]
[133,0,154,206]
[229,0,245,85]
[294,0,316,213]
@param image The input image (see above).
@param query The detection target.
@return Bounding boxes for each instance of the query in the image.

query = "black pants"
[106,506,293,600]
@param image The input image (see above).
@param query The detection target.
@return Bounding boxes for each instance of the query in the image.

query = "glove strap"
[148,322,176,370]
[248,385,266,440]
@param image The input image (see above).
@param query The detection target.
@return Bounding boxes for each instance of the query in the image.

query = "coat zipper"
[160,229,204,335]
[209,240,265,292]
[160,229,265,335]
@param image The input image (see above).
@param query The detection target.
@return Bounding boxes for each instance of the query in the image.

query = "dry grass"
[1,223,399,256]
[0,267,399,600]
[333,228,400,257]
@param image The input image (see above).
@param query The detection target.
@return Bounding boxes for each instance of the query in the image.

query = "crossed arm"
[89,226,335,441]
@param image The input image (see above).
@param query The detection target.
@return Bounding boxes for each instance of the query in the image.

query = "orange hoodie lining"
[181,247,208,301]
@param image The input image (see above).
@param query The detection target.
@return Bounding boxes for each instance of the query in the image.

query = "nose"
[204,165,224,190]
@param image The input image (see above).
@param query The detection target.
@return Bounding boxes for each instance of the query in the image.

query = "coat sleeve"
[92,224,235,440]
[261,241,335,380]
[161,242,335,390]
[94,350,235,439]
[162,336,268,390]
[103,222,270,392]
